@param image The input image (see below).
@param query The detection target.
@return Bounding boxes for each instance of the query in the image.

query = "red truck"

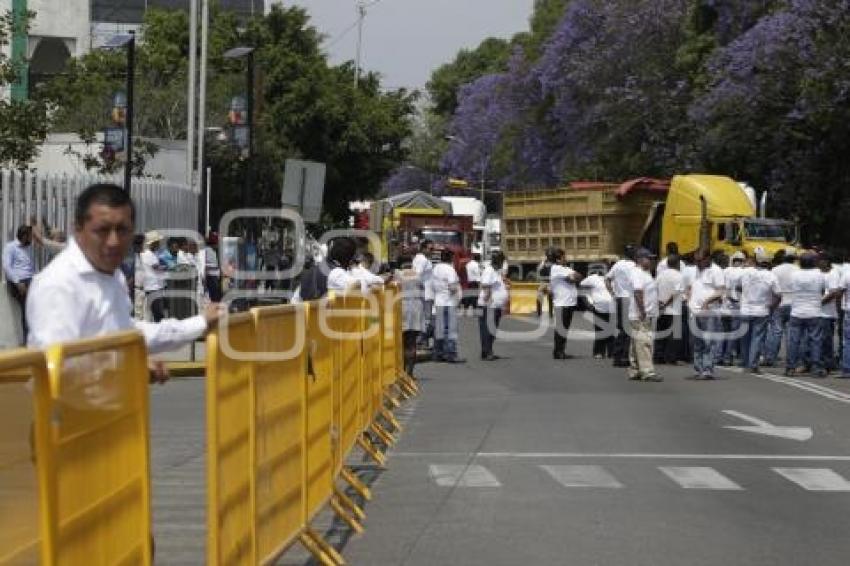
[392,214,474,282]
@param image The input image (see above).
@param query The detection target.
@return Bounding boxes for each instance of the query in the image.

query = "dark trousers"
[205,275,222,302]
[402,330,419,376]
[592,309,614,357]
[7,279,29,341]
[463,283,479,310]
[680,304,693,362]
[655,314,682,364]
[478,307,503,357]
[612,297,631,364]
[553,306,575,357]
[147,291,166,322]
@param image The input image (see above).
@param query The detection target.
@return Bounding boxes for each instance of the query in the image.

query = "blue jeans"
[843,312,850,375]
[820,318,837,371]
[692,314,720,375]
[434,306,459,361]
[787,317,823,372]
[764,305,791,364]
[741,315,769,370]
[716,314,742,364]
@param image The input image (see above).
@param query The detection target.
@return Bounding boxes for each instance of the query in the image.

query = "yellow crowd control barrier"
[43,331,153,566]
[509,282,542,315]
[0,350,49,565]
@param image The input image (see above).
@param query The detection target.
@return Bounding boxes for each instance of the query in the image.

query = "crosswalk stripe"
[540,465,624,488]
[659,467,743,490]
[772,468,850,492]
[428,464,501,487]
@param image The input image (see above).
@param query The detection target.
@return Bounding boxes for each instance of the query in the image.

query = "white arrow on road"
[722,410,813,442]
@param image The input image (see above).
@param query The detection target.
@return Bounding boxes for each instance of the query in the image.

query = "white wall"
[29,0,91,57]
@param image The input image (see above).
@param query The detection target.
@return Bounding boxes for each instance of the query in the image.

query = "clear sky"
[286,0,534,91]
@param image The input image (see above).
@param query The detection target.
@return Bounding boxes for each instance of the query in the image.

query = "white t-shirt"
[431,262,460,307]
[140,249,165,292]
[580,274,613,313]
[682,263,698,292]
[606,259,636,298]
[550,264,578,307]
[412,253,434,300]
[820,267,842,319]
[656,268,685,316]
[843,265,850,312]
[629,268,659,320]
[656,256,670,275]
[478,265,508,308]
[351,265,384,294]
[723,266,744,311]
[772,263,799,307]
[327,266,355,292]
[466,260,482,283]
[688,264,726,314]
[740,267,780,317]
[790,269,825,319]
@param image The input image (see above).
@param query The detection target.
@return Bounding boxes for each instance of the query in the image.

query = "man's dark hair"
[666,242,679,256]
[440,248,454,263]
[420,239,433,251]
[472,253,481,262]
[16,225,31,240]
[667,254,681,270]
[75,183,135,227]
[491,251,506,269]
[361,251,375,267]
[623,244,636,260]
[328,237,357,267]
[553,248,566,262]
[799,252,817,270]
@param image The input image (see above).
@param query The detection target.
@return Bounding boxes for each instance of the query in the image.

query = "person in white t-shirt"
[764,251,799,365]
[786,253,827,376]
[841,262,850,378]
[818,253,844,373]
[628,248,661,381]
[718,251,746,366]
[463,253,482,312]
[605,244,637,367]
[478,251,509,361]
[431,249,464,363]
[325,238,359,294]
[739,252,781,372]
[580,263,614,359]
[655,254,685,365]
[412,240,435,347]
[688,251,726,379]
[655,242,679,277]
[551,248,582,359]
[350,252,386,294]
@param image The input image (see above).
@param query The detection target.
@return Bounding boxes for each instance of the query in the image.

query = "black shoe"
[612,360,630,368]
[483,354,498,361]
[553,352,566,360]
[446,358,466,364]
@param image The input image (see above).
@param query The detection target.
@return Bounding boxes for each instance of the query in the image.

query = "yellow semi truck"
[502,174,801,279]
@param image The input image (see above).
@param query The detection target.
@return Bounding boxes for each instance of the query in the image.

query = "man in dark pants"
[550,249,582,359]
[606,244,637,367]
[655,255,685,364]
[3,225,35,341]
[478,251,509,360]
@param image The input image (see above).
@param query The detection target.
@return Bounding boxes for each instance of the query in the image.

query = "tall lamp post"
[223,47,256,208]
[102,32,136,192]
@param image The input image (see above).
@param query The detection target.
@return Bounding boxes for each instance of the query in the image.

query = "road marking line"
[659,466,743,490]
[395,452,850,461]
[772,468,850,492]
[428,464,501,487]
[729,369,850,405]
[541,465,623,488]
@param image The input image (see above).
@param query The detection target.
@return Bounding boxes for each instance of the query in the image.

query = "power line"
[325,18,361,49]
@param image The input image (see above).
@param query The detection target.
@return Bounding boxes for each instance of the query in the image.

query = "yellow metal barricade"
[381,285,399,388]
[43,331,153,566]
[207,314,257,566]
[334,295,363,462]
[252,305,307,564]
[363,293,383,422]
[509,282,541,315]
[304,302,335,521]
[0,350,49,565]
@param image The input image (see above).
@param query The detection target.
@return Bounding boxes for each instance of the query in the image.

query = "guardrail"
[0,285,418,566]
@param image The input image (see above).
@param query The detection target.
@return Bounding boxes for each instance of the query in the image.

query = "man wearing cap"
[606,244,637,367]
[628,248,661,381]
[739,252,781,372]
[688,250,726,379]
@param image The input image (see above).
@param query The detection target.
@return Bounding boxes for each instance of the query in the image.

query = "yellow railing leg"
[334,487,366,521]
[341,466,372,501]
[357,434,387,467]
[380,406,402,432]
[299,529,346,566]
[371,421,396,447]
[331,498,365,535]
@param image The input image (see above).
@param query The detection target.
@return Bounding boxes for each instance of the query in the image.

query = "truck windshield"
[421,230,463,247]
[744,221,790,241]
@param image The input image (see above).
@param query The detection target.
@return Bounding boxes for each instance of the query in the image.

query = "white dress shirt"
[606,259,636,298]
[350,265,384,294]
[140,249,165,292]
[327,266,355,292]
[688,264,726,314]
[772,263,799,307]
[740,267,780,317]
[629,268,659,320]
[412,253,435,301]
[26,238,207,353]
[656,268,685,316]
[550,264,579,307]
[2,239,35,283]
[465,260,482,284]
[431,262,460,307]
[789,269,825,319]
[478,265,508,308]
[580,274,613,313]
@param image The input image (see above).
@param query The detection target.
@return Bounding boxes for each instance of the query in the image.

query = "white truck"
[441,196,494,259]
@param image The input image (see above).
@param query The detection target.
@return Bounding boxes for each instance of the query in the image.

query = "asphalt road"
[149,312,850,565]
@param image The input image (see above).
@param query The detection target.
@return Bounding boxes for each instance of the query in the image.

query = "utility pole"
[354,1,366,88]
[124,33,135,193]
[186,0,198,188]
[197,0,209,198]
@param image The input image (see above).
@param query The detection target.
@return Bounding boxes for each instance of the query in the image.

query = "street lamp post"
[102,32,136,192]
[223,47,256,208]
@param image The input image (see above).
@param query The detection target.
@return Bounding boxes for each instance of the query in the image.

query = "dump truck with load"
[502,175,801,280]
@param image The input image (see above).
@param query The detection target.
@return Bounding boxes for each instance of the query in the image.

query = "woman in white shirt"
[550,249,582,359]
[478,251,509,361]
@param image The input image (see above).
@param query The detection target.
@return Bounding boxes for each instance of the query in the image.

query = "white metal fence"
[0,169,199,280]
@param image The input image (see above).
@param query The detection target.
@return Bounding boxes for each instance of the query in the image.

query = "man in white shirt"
[841,262,850,379]
[688,251,726,379]
[3,225,36,341]
[655,254,685,365]
[198,233,222,302]
[764,251,798,365]
[739,252,781,372]
[628,248,661,381]
[26,183,222,383]
[718,251,746,366]
[786,253,826,377]
[140,231,167,321]
[655,242,679,277]
[325,238,359,293]
[580,264,614,359]
[680,253,699,363]
[478,251,509,361]
[551,248,582,360]
[463,253,482,312]
[605,244,637,367]
[351,252,385,294]
[818,253,843,373]
[431,249,464,363]
[412,240,435,348]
